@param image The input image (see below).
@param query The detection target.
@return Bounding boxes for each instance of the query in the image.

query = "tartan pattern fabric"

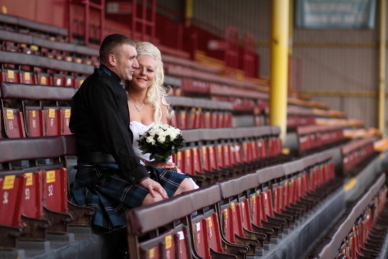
[69,164,186,230]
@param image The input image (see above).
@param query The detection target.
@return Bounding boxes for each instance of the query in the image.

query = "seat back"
[189,185,224,258]
[126,192,194,259]
[0,170,25,226]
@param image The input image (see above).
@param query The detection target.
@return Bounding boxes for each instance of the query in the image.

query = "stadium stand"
[1,3,388,258]
[126,151,347,259]
[308,173,388,259]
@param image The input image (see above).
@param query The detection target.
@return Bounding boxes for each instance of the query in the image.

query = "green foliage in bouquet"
[137,124,184,163]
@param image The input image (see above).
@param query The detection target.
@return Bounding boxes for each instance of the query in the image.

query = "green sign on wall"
[295,0,376,29]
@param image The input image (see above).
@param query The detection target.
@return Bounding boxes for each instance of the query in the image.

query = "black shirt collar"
[99,64,122,83]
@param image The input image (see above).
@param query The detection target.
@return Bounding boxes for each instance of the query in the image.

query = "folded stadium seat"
[187,107,197,129]
[210,109,220,128]
[25,106,44,137]
[0,137,94,241]
[219,174,277,251]
[219,139,232,168]
[39,165,73,234]
[187,185,249,259]
[216,110,224,128]
[235,174,275,244]
[0,170,24,249]
[3,41,19,52]
[24,44,40,55]
[53,72,75,87]
[196,108,204,128]
[178,146,213,187]
[2,107,25,138]
[202,109,211,129]
[175,108,188,130]
[17,169,51,240]
[0,168,52,245]
[60,107,71,135]
[43,106,61,136]
[199,141,230,181]
[126,191,197,259]
[217,139,239,177]
[218,181,264,256]
[278,160,307,218]
[0,82,76,137]
[0,64,20,83]
[340,138,376,177]
[20,66,37,84]
[190,146,216,186]
[256,166,291,231]
[34,67,52,85]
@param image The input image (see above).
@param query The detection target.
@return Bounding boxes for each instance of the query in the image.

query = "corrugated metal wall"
[159,0,387,130]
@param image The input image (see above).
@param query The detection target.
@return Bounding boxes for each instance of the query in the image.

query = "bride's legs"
[173,178,195,196]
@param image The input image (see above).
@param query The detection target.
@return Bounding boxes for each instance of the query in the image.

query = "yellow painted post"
[269,0,290,141]
[185,0,192,27]
[378,0,386,136]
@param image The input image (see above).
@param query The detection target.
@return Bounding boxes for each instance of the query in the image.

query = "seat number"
[25,188,30,200]
[3,192,8,204]
[48,185,54,196]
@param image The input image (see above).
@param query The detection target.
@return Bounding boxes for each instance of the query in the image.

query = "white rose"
[157,135,166,143]
[146,136,155,145]
[161,124,169,130]
[155,128,164,136]
[148,129,156,137]
[169,131,178,140]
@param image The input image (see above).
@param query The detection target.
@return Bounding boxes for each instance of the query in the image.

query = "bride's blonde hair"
[134,42,172,125]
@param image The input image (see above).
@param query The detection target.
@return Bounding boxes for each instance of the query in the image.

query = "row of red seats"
[297,125,345,156]
[126,149,340,258]
[0,64,86,88]
[0,50,92,88]
[0,82,74,138]
[0,136,93,250]
[308,173,387,259]
[0,16,99,66]
[171,127,285,187]
[340,137,377,176]
[167,96,233,129]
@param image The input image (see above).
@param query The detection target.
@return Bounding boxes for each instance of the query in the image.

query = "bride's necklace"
[128,97,144,112]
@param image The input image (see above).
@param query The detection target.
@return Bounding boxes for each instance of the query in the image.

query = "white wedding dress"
[129,121,199,189]
[130,121,156,162]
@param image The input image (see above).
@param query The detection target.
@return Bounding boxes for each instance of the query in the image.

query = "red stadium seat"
[25,106,44,137]
[60,107,71,135]
[188,185,249,259]
[2,107,25,138]
[0,64,20,83]
[43,106,61,136]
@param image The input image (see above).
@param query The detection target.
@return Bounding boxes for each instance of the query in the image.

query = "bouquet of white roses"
[137,124,184,163]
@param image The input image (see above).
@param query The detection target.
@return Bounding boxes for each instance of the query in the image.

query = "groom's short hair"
[99,34,136,64]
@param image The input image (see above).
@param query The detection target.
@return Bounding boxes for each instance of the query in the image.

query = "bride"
[126,42,198,189]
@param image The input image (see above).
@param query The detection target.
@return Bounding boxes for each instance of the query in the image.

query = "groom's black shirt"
[70,65,149,183]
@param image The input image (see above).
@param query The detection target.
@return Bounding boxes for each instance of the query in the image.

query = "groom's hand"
[139,177,168,199]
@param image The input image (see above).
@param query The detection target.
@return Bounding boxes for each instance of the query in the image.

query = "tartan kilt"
[69,163,186,230]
